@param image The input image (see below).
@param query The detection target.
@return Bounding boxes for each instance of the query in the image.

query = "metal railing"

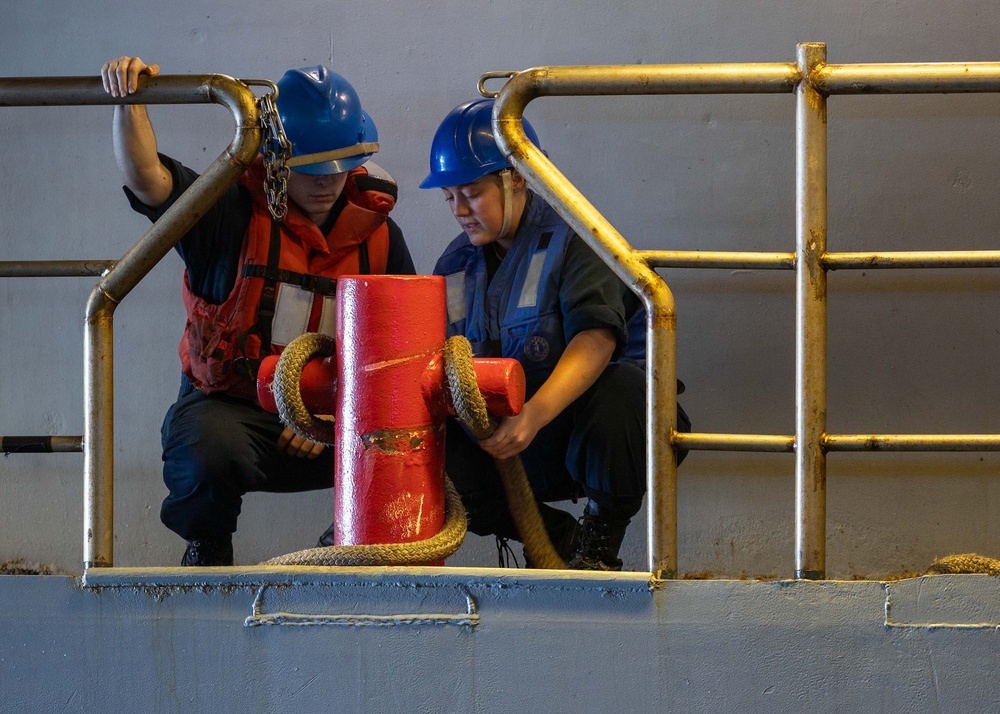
[488,41,1000,579]
[6,46,1000,578]
[0,74,261,569]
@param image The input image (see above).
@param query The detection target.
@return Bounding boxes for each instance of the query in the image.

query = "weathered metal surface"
[794,43,829,580]
[0,572,986,712]
[0,261,114,277]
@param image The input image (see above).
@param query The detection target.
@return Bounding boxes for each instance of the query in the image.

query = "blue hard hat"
[419,98,541,189]
[273,66,378,175]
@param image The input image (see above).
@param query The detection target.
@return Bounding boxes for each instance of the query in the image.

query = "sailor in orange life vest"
[425,99,691,570]
[101,56,415,566]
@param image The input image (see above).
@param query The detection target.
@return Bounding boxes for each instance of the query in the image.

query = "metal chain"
[242,79,292,221]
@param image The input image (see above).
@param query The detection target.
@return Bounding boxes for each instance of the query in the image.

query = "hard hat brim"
[292,152,375,175]
[419,165,496,189]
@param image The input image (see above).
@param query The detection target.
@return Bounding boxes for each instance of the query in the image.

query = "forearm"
[112,104,173,207]
[524,327,616,427]
[478,327,617,459]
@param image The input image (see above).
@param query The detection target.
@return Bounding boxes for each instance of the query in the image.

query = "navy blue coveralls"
[433,192,689,538]
[126,155,415,542]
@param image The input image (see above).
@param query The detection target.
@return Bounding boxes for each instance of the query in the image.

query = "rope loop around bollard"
[260,478,468,566]
[262,331,467,566]
[272,332,338,445]
[261,334,562,568]
[442,336,494,440]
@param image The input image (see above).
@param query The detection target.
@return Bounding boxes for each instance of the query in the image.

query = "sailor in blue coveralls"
[422,99,690,570]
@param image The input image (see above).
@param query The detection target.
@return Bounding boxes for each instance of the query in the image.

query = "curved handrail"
[487,48,1000,579]
[1,74,262,568]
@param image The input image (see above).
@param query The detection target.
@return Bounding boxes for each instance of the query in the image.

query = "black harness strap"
[236,220,370,373]
[255,218,283,355]
[234,217,283,374]
[358,239,370,275]
[241,264,337,295]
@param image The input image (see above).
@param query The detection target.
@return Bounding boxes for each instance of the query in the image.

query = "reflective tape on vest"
[272,283,337,348]
[517,250,547,309]
[445,272,466,324]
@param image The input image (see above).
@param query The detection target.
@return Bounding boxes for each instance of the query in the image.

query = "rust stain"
[865,436,884,451]
[360,427,431,454]
[649,311,677,331]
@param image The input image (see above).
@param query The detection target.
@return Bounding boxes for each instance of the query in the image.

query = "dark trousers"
[159,377,335,541]
[445,361,691,537]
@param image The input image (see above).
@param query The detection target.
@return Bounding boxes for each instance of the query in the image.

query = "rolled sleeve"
[122,154,249,304]
[559,235,628,356]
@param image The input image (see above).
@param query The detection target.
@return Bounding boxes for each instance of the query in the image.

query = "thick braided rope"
[273,332,338,445]
[443,336,565,570]
[260,478,467,566]
[261,331,466,566]
[927,553,1000,575]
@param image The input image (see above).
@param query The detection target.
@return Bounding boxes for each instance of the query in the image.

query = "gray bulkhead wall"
[4,2,1000,712]
[2,0,1000,578]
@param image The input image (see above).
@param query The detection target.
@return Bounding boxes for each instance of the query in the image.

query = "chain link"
[242,79,292,221]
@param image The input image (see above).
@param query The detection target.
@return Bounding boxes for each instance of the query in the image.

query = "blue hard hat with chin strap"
[419,98,542,189]
[274,65,378,175]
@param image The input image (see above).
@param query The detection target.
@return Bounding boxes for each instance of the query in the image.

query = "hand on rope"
[476,405,544,461]
[261,332,565,569]
[442,336,566,569]
[277,422,330,459]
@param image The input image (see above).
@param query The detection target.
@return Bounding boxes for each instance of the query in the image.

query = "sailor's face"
[287,170,348,225]
[441,175,505,247]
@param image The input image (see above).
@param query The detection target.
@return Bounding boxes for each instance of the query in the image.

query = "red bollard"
[257,275,524,559]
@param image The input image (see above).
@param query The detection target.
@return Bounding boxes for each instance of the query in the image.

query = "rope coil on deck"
[260,478,468,566]
[927,553,1000,575]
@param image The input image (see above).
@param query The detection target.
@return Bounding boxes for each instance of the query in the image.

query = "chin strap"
[497,168,514,241]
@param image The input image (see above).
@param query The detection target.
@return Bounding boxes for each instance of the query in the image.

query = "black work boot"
[523,504,581,568]
[181,535,234,566]
[316,522,335,547]
[567,511,631,572]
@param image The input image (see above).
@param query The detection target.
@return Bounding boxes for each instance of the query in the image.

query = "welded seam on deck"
[82,567,658,595]
[243,584,480,628]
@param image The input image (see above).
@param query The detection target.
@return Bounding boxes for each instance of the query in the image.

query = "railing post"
[84,291,116,568]
[1,74,270,569]
[794,42,829,580]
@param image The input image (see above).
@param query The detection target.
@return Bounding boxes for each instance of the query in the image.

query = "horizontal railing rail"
[7,48,1000,578]
[0,73,261,569]
[489,42,1000,578]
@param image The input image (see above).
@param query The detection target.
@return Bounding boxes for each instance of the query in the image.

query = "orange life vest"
[179,158,394,400]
